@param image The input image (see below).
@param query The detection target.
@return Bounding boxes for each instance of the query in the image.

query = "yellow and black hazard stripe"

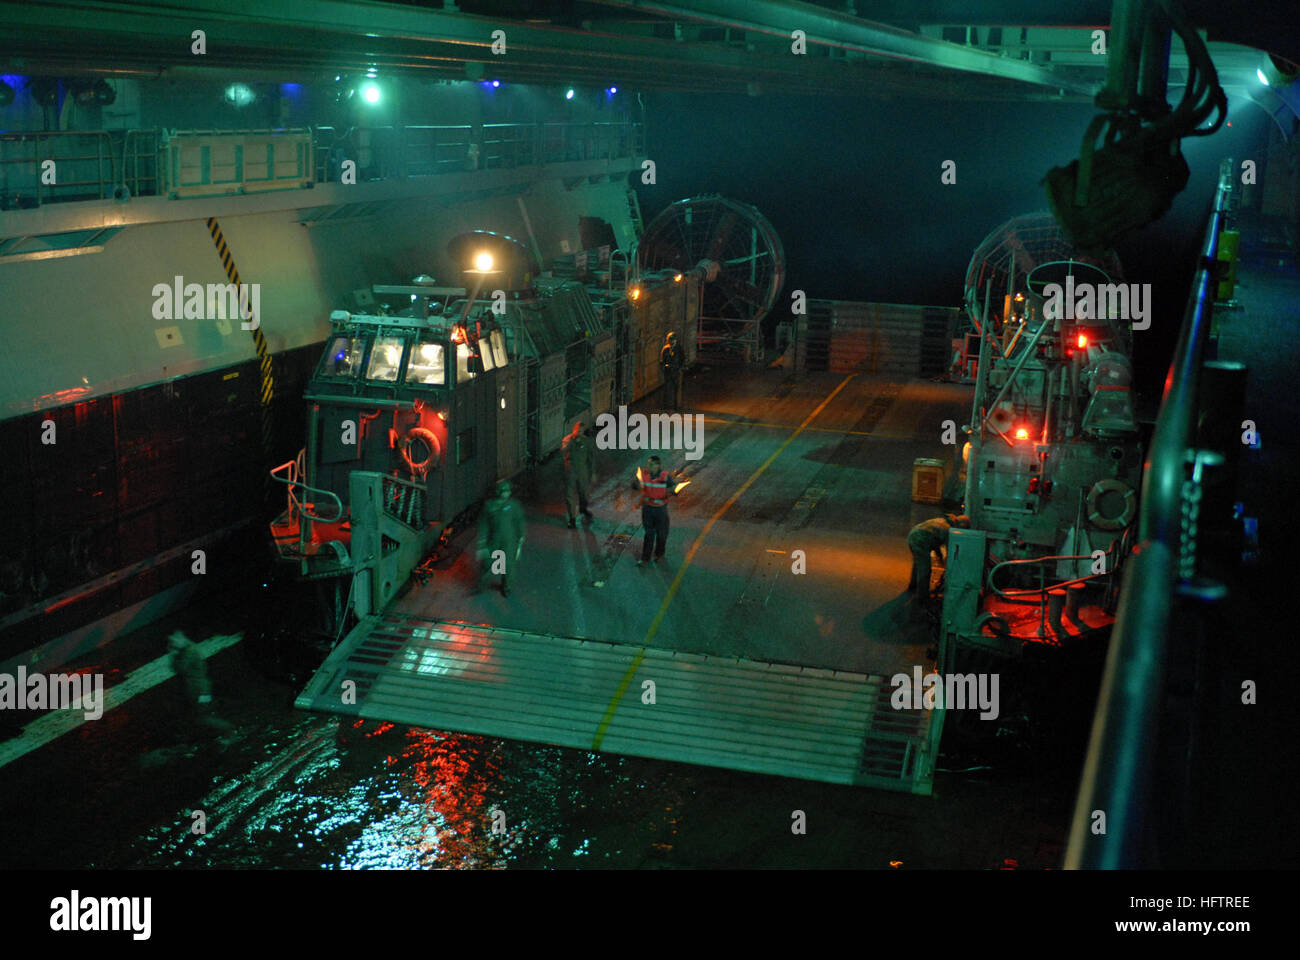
[205,217,275,463]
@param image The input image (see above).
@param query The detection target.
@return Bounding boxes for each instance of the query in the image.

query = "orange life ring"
[400,427,441,474]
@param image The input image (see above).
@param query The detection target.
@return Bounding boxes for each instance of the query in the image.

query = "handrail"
[270,455,344,524]
[2,120,642,210]
[1064,167,1233,869]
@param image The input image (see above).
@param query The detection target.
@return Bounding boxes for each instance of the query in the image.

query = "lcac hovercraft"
[264,233,526,642]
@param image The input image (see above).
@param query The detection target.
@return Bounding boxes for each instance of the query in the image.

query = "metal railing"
[0,128,160,207]
[2,121,642,210]
[313,120,643,184]
[1064,169,1233,869]
[270,452,344,526]
[381,473,427,529]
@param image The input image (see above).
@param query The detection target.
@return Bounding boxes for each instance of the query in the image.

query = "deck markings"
[700,415,913,440]
[591,375,856,750]
[0,633,243,770]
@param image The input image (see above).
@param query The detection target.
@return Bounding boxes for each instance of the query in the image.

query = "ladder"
[626,188,644,242]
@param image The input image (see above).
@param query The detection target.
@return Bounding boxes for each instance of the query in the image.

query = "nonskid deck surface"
[295,615,939,792]
[395,371,971,675]
[299,369,970,789]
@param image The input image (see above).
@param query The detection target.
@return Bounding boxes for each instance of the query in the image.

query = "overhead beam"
[0,0,1095,97]
[581,0,1096,92]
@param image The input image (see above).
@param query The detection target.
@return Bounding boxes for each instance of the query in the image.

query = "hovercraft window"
[367,337,405,382]
[322,335,365,378]
[489,329,508,368]
[456,341,477,381]
[406,341,446,385]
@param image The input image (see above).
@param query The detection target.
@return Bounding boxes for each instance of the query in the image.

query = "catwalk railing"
[1064,169,1234,869]
[0,121,643,209]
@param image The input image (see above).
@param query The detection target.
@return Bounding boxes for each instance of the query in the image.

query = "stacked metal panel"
[813,302,962,376]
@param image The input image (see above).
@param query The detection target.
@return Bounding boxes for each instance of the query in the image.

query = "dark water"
[1,594,1083,871]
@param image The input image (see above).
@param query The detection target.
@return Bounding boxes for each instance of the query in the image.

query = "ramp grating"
[296,615,939,793]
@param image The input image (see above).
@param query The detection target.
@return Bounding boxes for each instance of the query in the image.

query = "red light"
[1014,427,1029,440]
[1077,333,1088,349]
[451,325,466,344]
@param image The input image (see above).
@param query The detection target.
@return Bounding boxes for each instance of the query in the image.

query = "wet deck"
[297,368,970,788]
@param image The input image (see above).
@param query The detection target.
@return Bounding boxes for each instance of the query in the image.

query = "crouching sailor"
[907,512,970,599]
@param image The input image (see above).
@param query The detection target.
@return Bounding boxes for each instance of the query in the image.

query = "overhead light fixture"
[473,251,494,272]
[608,86,618,95]
[224,83,256,107]
[565,88,575,100]
[361,82,381,104]
[1257,53,1299,88]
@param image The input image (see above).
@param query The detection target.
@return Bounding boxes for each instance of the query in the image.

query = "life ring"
[400,427,441,474]
[988,406,1014,433]
[1087,478,1136,531]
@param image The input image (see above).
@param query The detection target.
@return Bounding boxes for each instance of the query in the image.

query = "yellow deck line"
[700,415,913,440]
[591,375,856,749]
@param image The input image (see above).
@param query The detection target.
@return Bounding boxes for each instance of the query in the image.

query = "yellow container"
[912,458,947,505]
[1216,229,1239,301]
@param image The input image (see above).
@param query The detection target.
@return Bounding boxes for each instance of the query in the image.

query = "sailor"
[940,442,970,507]
[168,630,234,732]
[635,455,678,565]
[562,419,595,528]
[660,332,684,410]
[908,511,970,598]
[477,479,526,596]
